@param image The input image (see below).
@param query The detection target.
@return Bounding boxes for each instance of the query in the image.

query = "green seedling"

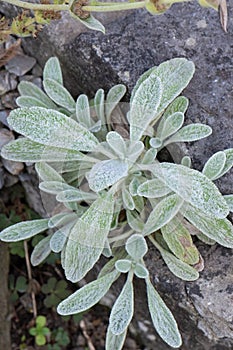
[41,277,71,308]
[29,315,50,346]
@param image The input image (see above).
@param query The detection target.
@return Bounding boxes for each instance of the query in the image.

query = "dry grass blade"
[219,0,228,32]
[0,38,22,68]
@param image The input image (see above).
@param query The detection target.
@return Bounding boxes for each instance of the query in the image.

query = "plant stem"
[83,1,145,12]
[1,0,69,11]
[24,241,37,318]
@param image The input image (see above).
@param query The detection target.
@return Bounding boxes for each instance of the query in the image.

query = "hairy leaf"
[56,189,97,203]
[16,96,52,109]
[159,246,199,281]
[150,163,229,218]
[218,148,233,178]
[18,81,57,109]
[50,221,76,253]
[143,194,183,236]
[106,131,126,159]
[131,58,194,121]
[164,124,212,145]
[115,259,132,273]
[122,187,135,210]
[64,194,114,282]
[106,327,127,350]
[137,178,172,198]
[0,219,49,242]
[130,75,162,141]
[1,138,84,163]
[134,263,149,279]
[48,213,78,228]
[35,162,64,182]
[157,112,184,141]
[105,84,126,121]
[76,94,91,128]
[8,107,99,152]
[161,217,199,264]
[94,88,105,123]
[126,234,148,261]
[39,181,73,195]
[43,78,75,112]
[156,96,189,137]
[126,210,144,232]
[202,151,226,180]
[109,278,134,335]
[146,278,182,348]
[31,235,51,266]
[70,13,105,33]
[224,195,233,212]
[43,57,63,84]
[88,159,128,192]
[57,270,118,315]
[181,204,233,248]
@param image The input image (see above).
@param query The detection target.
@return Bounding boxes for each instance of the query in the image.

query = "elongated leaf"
[130,75,162,141]
[137,178,172,198]
[150,163,229,218]
[157,112,184,141]
[218,148,233,178]
[18,81,58,109]
[224,195,233,212]
[76,94,91,128]
[156,96,189,137]
[57,270,118,315]
[0,219,49,242]
[129,177,143,196]
[131,58,194,120]
[48,212,78,228]
[161,217,199,264]
[16,96,52,109]
[164,124,212,145]
[1,138,84,163]
[56,189,97,203]
[126,210,144,232]
[39,181,73,195]
[43,57,63,84]
[134,263,149,279]
[160,247,199,281]
[105,84,126,120]
[70,12,105,33]
[196,231,216,245]
[109,278,134,335]
[106,131,126,159]
[202,151,226,180]
[31,235,51,266]
[8,107,99,152]
[181,204,233,248]
[88,159,128,192]
[106,327,127,350]
[94,88,105,123]
[64,194,114,282]
[122,187,135,210]
[141,148,157,164]
[127,140,144,163]
[35,162,64,182]
[143,194,183,236]
[126,234,148,261]
[146,278,182,348]
[43,78,75,112]
[50,221,76,253]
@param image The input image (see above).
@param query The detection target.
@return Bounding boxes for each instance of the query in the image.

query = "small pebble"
[2,158,24,175]
[0,128,14,149]
[4,173,19,187]
[0,71,12,95]
[5,54,36,76]
[0,110,10,127]
[1,92,18,109]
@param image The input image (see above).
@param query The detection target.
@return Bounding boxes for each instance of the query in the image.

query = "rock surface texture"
[7,2,233,349]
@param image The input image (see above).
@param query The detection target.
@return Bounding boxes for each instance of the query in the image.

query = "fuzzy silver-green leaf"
[0,219,49,242]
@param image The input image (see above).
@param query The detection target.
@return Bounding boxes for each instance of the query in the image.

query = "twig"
[80,319,96,350]
[23,240,37,318]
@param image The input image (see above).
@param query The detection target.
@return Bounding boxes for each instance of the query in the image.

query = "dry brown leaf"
[0,38,22,68]
[219,0,228,32]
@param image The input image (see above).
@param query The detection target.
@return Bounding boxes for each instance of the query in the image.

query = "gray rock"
[5,54,36,76]
[0,71,12,96]
[0,128,14,149]
[0,111,10,128]
[4,173,19,187]
[1,158,24,175]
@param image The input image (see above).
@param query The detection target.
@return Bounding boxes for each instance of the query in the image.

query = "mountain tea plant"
[1,57,233,349]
